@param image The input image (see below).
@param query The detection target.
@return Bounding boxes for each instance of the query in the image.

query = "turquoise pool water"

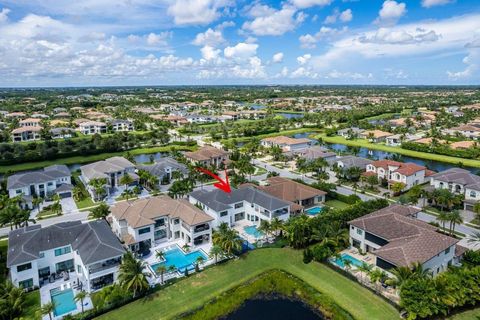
[50,287,77,317]
[331,253,364,268]
[305,206,324,216]
[151,247,208,273]
[243,225,264,238]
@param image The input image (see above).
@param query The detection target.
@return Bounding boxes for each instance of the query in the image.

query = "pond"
[324,142,478,174]
[279,112,304,119]
[223,297,323,320]
[250,104,267,110]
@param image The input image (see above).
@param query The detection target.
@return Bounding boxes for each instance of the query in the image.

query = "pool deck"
[233,220,263,244]
[40,272,93,320]
[142,239,214,285]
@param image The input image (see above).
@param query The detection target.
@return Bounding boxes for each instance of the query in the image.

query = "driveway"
[61,197,78,214]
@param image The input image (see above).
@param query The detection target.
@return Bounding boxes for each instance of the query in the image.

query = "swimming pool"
[50,287,77,317]
[305,206,324,216]
[331,253,364,269]
[243,225,264,239]
[151,246,208,273]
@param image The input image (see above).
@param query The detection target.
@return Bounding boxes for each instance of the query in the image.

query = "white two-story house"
[7,165,72,209]
[110,195,213,253]
[348,204,461,276]
[7,220,125,292]
[188,186,291,228]
[78,121,107,135]
[364,160,427,191]
[111,119,134,132]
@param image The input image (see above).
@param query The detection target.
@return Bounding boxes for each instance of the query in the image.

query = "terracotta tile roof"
[261,135,311,145]
[349,205,457,267]
[370,160,426,177]
[11,126,42,133]
[450,141,475,150]
[450,125,480,132]
[362,130,392,138]
[258,177,326,203]
[111,195,213,228]
[185,145,228,161]
[371,160,403,169]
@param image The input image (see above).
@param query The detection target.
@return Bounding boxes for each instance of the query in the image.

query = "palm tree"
[156,265,167,284]
[89,178,107,201]
[196,256,205,270]
[89,202,110,220]
[257,220,271,239]
[0,281,26,319]
[40,301,55,320]
[213,224,242,256]
[369,269,385,292]
[32,197,43,213]
[386,266,415,290]
[118,252,151,298]
[437,211,450,232]
[119,173,134,190]
[357,262,373,284]
[467,231,480,245]
[269,217,284,237]
[448,210,463,236]
[51,195,62,216]
[390,182,406,195]
[74,290,88,313]
[209,245,223,263]
[72,186,84,201]
[155,251,165,261]
[121,188,135,202]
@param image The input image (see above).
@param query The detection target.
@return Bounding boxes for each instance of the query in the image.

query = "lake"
[223,297,322,320]
[325,142,478,174]
[279,112,304,119]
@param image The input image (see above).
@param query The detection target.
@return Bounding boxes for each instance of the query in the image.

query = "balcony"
[194,224,210,233]
[88,258,121,275]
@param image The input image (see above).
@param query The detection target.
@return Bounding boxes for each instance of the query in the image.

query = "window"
[154,219,165,228]
[138,227,151,235]
[54,246,71,256]
[220,211,228,217]
[16,189,22,195]
[174,219,180,225]
[39,252,44,258]
[38,267,50,278]
[56,259,74,273]
[17,263,32,272]
[47,182,53,186]
[234,202,243,209]
[470,191,477,198]
[19,279,33,289]
[445,247,451,255]
[356,229,363,236]
[154,229,167,240]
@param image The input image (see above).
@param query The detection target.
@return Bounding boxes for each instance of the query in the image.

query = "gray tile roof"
[138,157,188,177]
[7,165,71,190]
[431,168,480,189]
[7,220,125,267]
[334,155,372,170]
[80,156,135,180]
[189,186,290,212]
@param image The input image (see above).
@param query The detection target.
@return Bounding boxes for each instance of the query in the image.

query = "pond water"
[324,142,478,174]
[250,104,267,110]
[279,112,304,119]
[223,297,323,320]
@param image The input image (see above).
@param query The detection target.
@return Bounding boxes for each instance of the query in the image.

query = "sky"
[0,0,479,87]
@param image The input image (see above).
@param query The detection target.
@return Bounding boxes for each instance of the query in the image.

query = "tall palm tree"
[386,266,415,290]
[209,245,223,264]
[40,301,55,320]
[119,173,134,190]
[437,211,450,232]
[448,210,463,236]
[269,217,284,237]
[213,225,242,256]
[155,250,165,261]
[89,202,110,220]
[156,265,167,284]
[74,290,88,313]
[257,220,271,239]
[118,252,151,298]
[89,178,107,201]
[357,262,373,284]
[467,231,480,245]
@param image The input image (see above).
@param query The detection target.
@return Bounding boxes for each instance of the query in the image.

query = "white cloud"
[324,9,339,24]
[375,1,407,26]
[447,50,479,79]
[289,0,333,9]
[146,32,172,46]
[201,45,221,60]
[359,28,440,44]
[167,0,230,26]
[326,70,373,79]
[299,26,348,48]
[224,42,258,59]
[297,53,312,65]
[422,0,454,8]
[290,67,318,78]
[242,4,304,36]
[272,52,284,63]
[0,8,10,23]
[340,9,353,22]
[192,28,225,46]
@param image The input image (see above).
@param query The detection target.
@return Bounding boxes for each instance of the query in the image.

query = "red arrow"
[196,167,231,193]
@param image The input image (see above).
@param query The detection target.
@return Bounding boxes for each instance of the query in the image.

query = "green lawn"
[75,197,96,209]
[96,248,399,320]
[0,144,197,174]
[449,308,480,319]
[37,209,61,220]
[325,200,350,210]
[317,134,480,168]
[222,128,322,144]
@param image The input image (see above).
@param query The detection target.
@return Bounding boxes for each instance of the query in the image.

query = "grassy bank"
[317,134,480,168]
[96,248,399,320]
[0,144,197,174]
[181,269,353,320]
[222,128,321,144]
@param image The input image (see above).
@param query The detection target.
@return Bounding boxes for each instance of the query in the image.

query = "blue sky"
[0,0,479,86]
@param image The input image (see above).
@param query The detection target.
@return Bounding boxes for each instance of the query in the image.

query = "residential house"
[7,220,125,292]
[50,127,75,139]
[138,157,188,185]
[184,146,229,168]
[349,204,460,275]
[7,165,72,209]
[450,141,476,150]
[110,195,213,252]
[337,127,364,139]
[331,156,372,172]
[360,130,392,143]
[189,187,291,228]
[78,121,107,135]
[260,136,311,152]
[80,157,138,197]
[221,111,240,121]
[19,118,42,127]
[364,160,427,190]
[296,146,336,162]
[11,126,41,142]
[443,125,480,139]
[254,177,326,212]
[429,168,480,211]
[111,119,134,132]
